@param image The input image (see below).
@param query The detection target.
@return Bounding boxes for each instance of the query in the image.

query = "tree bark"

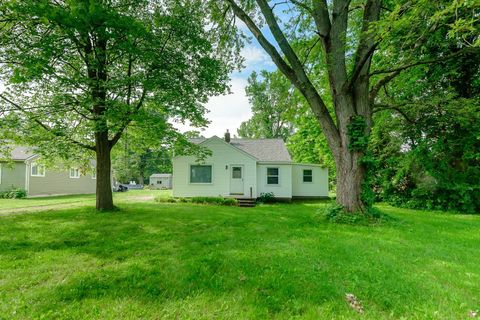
[95,130,114,211]
[334,148,366,213]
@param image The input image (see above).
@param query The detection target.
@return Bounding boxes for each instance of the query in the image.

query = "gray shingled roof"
[9,146,36,161]
[190,137,292,162]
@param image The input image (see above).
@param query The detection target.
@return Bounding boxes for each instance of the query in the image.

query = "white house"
[149,173,173,189]
[172,132,328,200]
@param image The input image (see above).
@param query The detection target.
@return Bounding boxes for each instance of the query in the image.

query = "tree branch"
[369,70,400,102]
[370,49,476,75]
[346,0,381,91]
[108,87,148,148]
[311,0,331,38]
[373,103,415,124]
[226,0,340,149]
[0,94,95,151]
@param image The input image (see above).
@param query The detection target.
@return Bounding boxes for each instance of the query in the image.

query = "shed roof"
[150,173,173,178]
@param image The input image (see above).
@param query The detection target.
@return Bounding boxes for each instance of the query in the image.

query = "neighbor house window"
[69,168,80,179]
[31,162,45,177]
[157,180,162,184]
[190,165,212,183]
[92,170,96,179]
[267,167,279,185]
[0,164,2,184]
[303,169,313,182]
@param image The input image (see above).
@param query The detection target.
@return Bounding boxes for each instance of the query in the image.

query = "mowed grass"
[0,191,479,319]
[0,190,160,213]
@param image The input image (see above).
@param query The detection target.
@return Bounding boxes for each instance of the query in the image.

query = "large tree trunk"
[335,148,366,213]
[95,131,114,211]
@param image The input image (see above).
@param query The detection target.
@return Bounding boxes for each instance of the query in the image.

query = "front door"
[230,165,244,195]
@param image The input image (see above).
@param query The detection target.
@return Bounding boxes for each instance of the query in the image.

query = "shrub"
[154,196,177,203]
[155,196,237,206]
[257,192,275,203]
[190,197,238,206]
[323,203,390,225]
[0,188,27,199]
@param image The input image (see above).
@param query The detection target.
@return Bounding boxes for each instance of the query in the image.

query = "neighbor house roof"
[9,146,36,161]
[150,173,172,178]
[190,137,292,162]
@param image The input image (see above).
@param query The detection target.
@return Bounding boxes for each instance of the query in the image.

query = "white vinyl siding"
[257,164,292,198]
[31,163,45,177]
[190,165,212,183]
[173,137,257,198]
[292,164,328,197]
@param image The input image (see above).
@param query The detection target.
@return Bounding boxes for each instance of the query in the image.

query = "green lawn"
[0,191,479,319]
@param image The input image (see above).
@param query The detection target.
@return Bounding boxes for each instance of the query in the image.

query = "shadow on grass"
[1,202,479,318]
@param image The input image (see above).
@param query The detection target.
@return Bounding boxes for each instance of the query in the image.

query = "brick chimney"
[224,129,231,143]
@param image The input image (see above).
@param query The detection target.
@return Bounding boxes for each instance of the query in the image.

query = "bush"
[155,196,238,206]
[323,203,389,225]
[257,192,275,203]
[154,196,177,203]
[0,188,27,199]
[190,197,238,206]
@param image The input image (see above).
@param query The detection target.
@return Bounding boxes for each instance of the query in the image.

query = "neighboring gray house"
[149,173,173,189]
[0,146,96,197]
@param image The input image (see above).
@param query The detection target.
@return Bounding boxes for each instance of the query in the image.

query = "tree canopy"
[0,0,235,209]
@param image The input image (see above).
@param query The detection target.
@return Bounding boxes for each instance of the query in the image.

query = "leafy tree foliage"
[371,40,480,213]
[237,71,294,140]
[213,0,477,213]
[0,0,233,209]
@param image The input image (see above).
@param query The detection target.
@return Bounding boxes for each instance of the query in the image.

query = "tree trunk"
[95,131,114,211]
[334,148,366,213]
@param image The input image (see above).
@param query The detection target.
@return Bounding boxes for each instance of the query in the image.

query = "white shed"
[149,173,173,189]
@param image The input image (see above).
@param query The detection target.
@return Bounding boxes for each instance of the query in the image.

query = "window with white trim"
[69,167,80,179]
[31,162,45,177]
[92,170,96,179]
[190,165,212,183]
[303,169,313,182]
[157,180,162,184]
[267,167,279,185]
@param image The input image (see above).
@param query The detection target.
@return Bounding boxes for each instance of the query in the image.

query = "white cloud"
[241,46,271,66]
[173,41,278,138]
[173,77,252,137]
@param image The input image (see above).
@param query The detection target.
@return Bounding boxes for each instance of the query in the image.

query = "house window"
[157,180,162,184]
[232,167,242,179]
[31,162,45,177]
[0,164,2,184]
[190,165,212,183]
[92,170,96,179]
[69,168,80,179]
[303,169,313,182]
[267,167,279,185]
